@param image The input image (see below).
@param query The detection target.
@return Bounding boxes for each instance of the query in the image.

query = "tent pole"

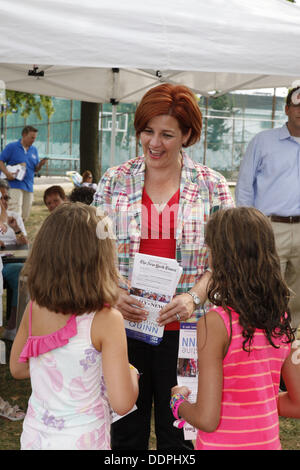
[203,97,208,165]
[110,102,117,167]
[99,103,103,175]
[110,68,120,167]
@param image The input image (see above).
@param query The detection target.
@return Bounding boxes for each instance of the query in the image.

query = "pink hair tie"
[173,418,186,429]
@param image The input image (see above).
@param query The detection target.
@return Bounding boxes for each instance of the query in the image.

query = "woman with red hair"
[93,83,234,450]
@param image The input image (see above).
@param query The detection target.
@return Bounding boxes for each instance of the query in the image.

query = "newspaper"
[177,322,198,440]
[0,164,26,181]
[124,253,182,345]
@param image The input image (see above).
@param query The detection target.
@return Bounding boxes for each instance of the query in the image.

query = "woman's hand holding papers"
[158,293,194,326]
[116,288,149,323]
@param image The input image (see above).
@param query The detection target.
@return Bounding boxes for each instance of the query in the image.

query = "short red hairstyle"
[134,83,202,147]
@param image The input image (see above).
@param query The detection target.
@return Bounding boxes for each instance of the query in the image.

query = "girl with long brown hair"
[171,207,300,450]
[10,203,139,449]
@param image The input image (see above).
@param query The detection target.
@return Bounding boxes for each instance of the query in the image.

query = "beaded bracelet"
[170,392,186,420]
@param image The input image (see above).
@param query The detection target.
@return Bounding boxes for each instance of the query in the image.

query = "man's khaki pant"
[8,188,33,222]
[271,221,300,330]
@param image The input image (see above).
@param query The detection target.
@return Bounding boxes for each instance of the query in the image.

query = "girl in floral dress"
[10,203,139,450]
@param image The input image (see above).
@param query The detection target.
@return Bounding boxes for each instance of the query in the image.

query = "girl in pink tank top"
[170,207,300,450]
[9,203,139,450]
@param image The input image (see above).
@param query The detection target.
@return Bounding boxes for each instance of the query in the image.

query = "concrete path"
[34,176,74,191]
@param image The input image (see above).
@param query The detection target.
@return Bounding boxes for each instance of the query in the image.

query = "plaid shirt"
[93,152,234,318]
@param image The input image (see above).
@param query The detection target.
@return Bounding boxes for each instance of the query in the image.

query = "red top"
[139,188,180,331]
[196,306,290,450]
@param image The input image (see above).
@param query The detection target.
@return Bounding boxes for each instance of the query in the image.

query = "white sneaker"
[1,328,16,341]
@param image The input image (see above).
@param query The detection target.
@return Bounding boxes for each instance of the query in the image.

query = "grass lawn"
[0,186,299,450]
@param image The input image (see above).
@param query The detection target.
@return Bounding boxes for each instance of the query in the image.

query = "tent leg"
[110,68,120,168]
[110,104,117,167]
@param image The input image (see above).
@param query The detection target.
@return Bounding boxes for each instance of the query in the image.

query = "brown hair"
[82,170,93,182]
[43,185,66,204]
[22,125,38,136]
[23,203,119,314]
[205,207,295,351]
[69,186,95,205]
[134,83,202,147]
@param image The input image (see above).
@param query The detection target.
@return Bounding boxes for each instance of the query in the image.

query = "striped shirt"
[92,153,234,319]
[196,307,291,450]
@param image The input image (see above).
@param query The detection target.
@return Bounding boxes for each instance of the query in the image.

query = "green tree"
[206,95,233,152]
[2,90,54,119]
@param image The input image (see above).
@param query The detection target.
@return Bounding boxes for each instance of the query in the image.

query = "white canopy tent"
[0,0,299,162]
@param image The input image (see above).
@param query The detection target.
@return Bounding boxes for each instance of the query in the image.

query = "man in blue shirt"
[0,126,47,221]
[236,86,300,330]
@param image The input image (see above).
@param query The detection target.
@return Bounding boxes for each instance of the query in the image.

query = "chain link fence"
[1,90,287,180]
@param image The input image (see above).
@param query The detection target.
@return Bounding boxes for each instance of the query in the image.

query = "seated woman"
[81,170,97,190]
[0,199,25,419]
[43,185,67,212]
[0,179,28,341]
